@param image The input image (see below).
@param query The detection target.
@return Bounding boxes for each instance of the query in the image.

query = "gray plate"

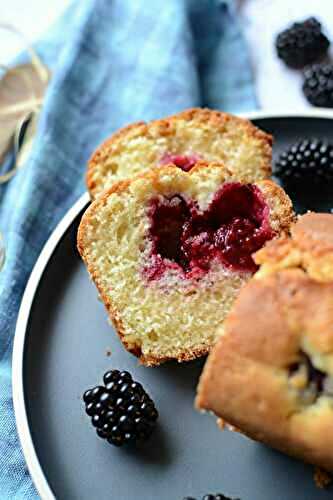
[13,111,333,500]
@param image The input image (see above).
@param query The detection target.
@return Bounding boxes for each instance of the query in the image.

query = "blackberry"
[83,370,158,446]
[303,63,333,107]
[274,139,333,189]
[275,17,329,68]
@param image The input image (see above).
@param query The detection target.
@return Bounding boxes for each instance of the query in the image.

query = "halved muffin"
[87,108,272,199]
[78,162,293,366]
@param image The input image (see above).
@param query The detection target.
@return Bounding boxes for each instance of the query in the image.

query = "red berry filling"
[159,152,200,172]
[145,182,275,281]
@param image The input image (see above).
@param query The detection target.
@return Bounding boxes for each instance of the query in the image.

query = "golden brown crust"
[255,212,333,282]
[196,268,333,471]
[136,346,210,367]
[86,107,273,198]
[79,163,293,367]
[255,179,295,234]
[292,212,333,251]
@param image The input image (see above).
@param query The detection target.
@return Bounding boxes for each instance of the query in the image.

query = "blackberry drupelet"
[275,17,329,69]
[303,63,333,107]
[83,370,158,446]
[274,139,333,188]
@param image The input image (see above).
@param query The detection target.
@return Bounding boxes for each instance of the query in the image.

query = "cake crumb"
[217,418,225,430]
[217,418,243,434]
[226,424,242,433]
[314,467,332,488]
[106,349,112,357]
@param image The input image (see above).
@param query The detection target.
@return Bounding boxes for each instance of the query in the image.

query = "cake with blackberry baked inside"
[87,108,272,199]
[78,162,293,366]
[196,213,333,471]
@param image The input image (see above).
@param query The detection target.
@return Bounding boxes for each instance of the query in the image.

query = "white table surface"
[239,0,333,110]
[0,0,70,64]
[1,0,333,110]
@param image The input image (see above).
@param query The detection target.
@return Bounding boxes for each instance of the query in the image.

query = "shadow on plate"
[153,357,207,393]
[120,422,173,467]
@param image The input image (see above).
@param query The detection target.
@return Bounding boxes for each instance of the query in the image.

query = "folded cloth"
[0,0,256,497]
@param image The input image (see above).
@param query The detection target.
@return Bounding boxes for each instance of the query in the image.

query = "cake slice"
[87,108,272,199]
[78,162,293,366]
[196,213,333,471]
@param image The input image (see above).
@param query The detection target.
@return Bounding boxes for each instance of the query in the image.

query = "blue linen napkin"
[0,0,257,497]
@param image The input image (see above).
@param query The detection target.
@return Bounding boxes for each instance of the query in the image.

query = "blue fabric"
[0,0,256,497]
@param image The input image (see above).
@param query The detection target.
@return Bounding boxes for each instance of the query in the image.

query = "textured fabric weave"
[0,0,256,497]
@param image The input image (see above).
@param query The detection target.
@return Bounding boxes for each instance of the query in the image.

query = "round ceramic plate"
[13,111,333,500]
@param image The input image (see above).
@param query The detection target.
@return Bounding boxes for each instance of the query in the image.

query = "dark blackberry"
[83,370,158,446]
[274,139,333,189]
[275,17,329,68]
[303,63,333,107]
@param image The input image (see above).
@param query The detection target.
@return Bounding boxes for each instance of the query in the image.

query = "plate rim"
[12,108,333,500]
[12,192,90,500]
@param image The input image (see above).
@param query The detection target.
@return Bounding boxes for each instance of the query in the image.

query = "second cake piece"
[87,108,272,199]
[78,162,293,365]
[196,213,333,471]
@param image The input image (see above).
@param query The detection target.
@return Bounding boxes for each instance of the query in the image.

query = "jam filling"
[159,153,200,172]
[145,182,275,281]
